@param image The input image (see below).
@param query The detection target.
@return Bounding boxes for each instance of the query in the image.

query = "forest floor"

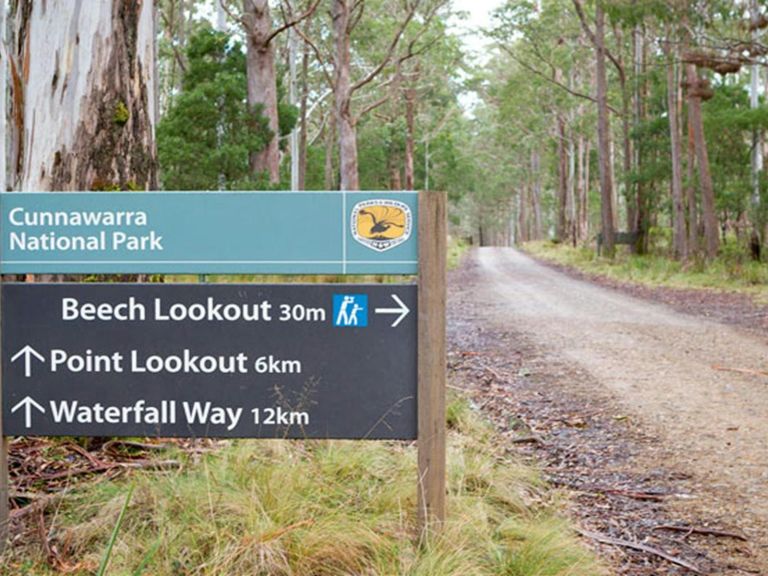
[449,247,768,575]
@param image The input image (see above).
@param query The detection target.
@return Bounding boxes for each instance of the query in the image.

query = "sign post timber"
[0,190,446,547]
[417,191,447,535]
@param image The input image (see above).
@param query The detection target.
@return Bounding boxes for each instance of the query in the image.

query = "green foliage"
[157,27,272,190]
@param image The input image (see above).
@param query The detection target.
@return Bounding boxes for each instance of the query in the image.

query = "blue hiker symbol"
[333,294,368,327]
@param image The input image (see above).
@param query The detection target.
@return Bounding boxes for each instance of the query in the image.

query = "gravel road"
[465,247,768,571]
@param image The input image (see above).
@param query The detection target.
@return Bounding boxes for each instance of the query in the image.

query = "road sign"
[0,191,418,275]
[1,283,417,439]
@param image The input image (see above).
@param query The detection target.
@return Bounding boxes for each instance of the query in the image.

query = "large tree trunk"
[666,43,687,260]
[1,0,6,192]
[243,0,280,184]
[9,0,157,192]
[685,63,719,258]
[332,0,359,191]
[595,3,615,256]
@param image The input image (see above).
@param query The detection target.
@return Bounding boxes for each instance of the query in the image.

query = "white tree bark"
[1,0,7,191]
[9,0,156,192]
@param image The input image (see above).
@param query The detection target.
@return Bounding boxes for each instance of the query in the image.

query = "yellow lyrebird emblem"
[351,199,412,252]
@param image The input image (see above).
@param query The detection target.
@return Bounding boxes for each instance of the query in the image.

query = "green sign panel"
[0,192,418,275]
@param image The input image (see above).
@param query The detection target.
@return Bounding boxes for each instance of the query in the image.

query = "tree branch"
[268,0,323,45]
[292,24,334,87]
[350,0,422,94]
[356,93,392,119]
[218,0,246,29]
[499,46,622,116]
[158,8,188,74]
[570,0,625,83]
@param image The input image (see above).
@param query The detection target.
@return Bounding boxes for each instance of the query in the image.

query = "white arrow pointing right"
[11,396,46,429]
[375,294,411,328]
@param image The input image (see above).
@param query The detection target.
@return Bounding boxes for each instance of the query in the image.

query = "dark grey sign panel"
[1,283,417,439]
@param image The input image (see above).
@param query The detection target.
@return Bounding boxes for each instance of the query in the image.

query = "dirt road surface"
[449,248,768,574]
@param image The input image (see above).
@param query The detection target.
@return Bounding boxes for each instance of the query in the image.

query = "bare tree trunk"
[9,0,157,192]
[576,134,588,243]
[633,23,648,254]
[404,81,417,190]
[332,0,359,191]
[666,42,687,260]
[518,184,528,244]
[614,25,635,243]
[324,111,337,190]
[621,86,634,239]
[595,3,615,256]
[243,0,280,184]
[567,125,577,245]
[686,105,699,254]
[298,35,310,190]
[389,151,402,189]
[531,147,543,240]
[685,63,719,258]
[750,0,763,259]
[556,115,568,241]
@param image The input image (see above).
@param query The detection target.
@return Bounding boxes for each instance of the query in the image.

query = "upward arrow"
[11,345,46,378]
[11,396,46,429]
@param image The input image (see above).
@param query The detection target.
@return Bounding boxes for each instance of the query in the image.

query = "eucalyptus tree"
[216,0,318,184]
[7,0,157,192]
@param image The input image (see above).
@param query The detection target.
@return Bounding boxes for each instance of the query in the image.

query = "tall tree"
[665,37,686,259]
[685,62,719,258]
[8,0,157,192]
[331,0,440,190]
[236,0,318,184]
[157,28,271,190]
[573,0,615,255]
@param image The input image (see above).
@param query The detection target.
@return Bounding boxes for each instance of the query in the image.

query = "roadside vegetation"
[525,240,768,302]
[2,399,602,576]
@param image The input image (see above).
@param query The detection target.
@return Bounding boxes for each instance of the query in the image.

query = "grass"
[524,240,768,303]
[447,236,470,271]
[2,398,604,576]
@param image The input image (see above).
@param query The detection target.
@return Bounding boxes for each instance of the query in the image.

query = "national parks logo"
[350,199,412,252]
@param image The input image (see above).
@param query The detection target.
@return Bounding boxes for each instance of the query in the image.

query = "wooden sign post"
[1,275,7,555]
[0,190,447,552]
[417,191,447,536]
